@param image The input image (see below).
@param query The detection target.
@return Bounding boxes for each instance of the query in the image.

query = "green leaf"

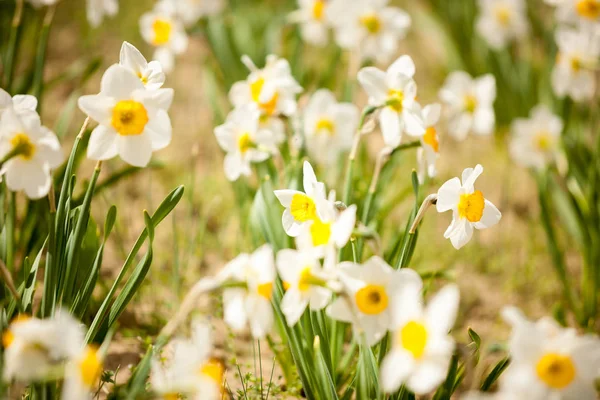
[481,357,510,392]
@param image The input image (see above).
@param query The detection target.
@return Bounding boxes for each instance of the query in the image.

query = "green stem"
[3,0,24,90]
[32,5,56,111]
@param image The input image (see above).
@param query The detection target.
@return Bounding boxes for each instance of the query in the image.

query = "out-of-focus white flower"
[61,345,103,400]
[173,0,225,26]
[86,0,118,28]
[436,164,501,249]
[0,88,38,117]
[229,55,303,118]
[214,106,277,181]
[2,312,84,383]
[417,103,441,183]
[151,321,224,400]
[220,245,275,339]
[475,0,528,49]
[510,105,562,170]
[302,89,359,165]
[381,282,459,395]
[26,0,59,7]
[552,26,600,102]
[358,55,425,148]
[274,161,327,236]
[439,71,496,140]
[139,2,188,73]
[0,108,62,199]
[78,64,173,167]
[327,257,422,346]
[276,247,333,326]
[495,306,600,400]
[119,42,165,90]
[545,0,600,25]
[288,0,330,46]
[327,0,411,63]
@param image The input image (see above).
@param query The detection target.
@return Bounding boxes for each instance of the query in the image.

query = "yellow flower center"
[533,131,553,151]
[355,284,388,315]
[312,0,325,20]
[457,190,485,222]
[400,321,428,359]
[298,267,313,292]
[423,127,439,153]
[387,89,404,113]
[310,219,331,247]
[111,100,149,136]
[360,13,382,34]
[136,71,149,85]
[250,77,279,116]
[494,5,511,25]
[315,118,335,135]
[237,132,255,154]
[464,95,478,113]
[152,18,172,46]
[200,358,225,385]
[257,282,273,300]
[79,346,102,388]
[290,194,317,222]
[163,394,179,400]
[10,133,35,160]
[576,0,600,19]
[570,56,582,72]
[536,353,576,389]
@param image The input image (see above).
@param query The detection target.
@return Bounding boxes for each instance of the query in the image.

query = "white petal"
[436,177,461,212]
[425,284,459,335]
[381,349,415,393]
[474,199,501,229]
[326,298,353,323]
[387,55,416,79]
[461,164,483,190]
[144,110,172,150]
[119,41,147,75]
[303,160,318,195]
[406,360,448,395]
[223,289,248,331]
[118,134,153,167]
[281,290,308,327]
[332,204,356,247]
[357,67,388,104]
[87,125,119,161]
[12,95,38,111]
[449,219,473,249]
[100,64,143,99]
[77,94,114,126]
[379,107,401,148]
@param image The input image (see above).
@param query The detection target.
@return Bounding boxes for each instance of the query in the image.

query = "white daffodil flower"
[496,307,600,400]
[381,282,459,395]
[151,321,224,400]
[545,0,600,25]
[510,105,563,170]
[327,257,422,346]
[276,247,333,326]
[417,103,441,183]
[61,345,103,400]
[358,55,425,149]
[0,88,38,117]
[139,2,188,73]
[78,64,173,167]
[173,0,225,26]
[288,0,330,47]
[302,89,359,165]
[2,312,84,383]
[229,55,303,118]
[439,71,496,140]
[552,26,600,102]
[0,108,62,199]
[475,0,528,50]
[436,164,501,249]
[86,0,118,28]
[214,106,277,181]
[327,0,411,63]
[119,41,165,90]
[221,245,275,339]
[274,161,327,236]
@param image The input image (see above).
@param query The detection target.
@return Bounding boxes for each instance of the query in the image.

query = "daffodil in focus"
[496,307,600,400]
[229,55,302,118]
[274,161,327,236]
[276,247,333,326]
[78,63,174,167]
[545,0,600,25]
[140,1,188,72]
[86,0,118,28]
[327,257,422,346]
[436,164,501,249]
[510,105,562,170]
[552,26,600,102]
[417,103,441,183]
[0,108,62,199]
[119,41,165,90]
[214,106,277,181]
[288,0,331,46]
[151,321,224,400]
[439,71,496,140]
[0,88,38,116]
[61,345,103,400]
[381,281,459,395]
[328,0,411,63]
[3,312,83,383]
[302,89,359,165]
[220,245,275,339]
[358,55,425,149]
[475,0,528,50]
